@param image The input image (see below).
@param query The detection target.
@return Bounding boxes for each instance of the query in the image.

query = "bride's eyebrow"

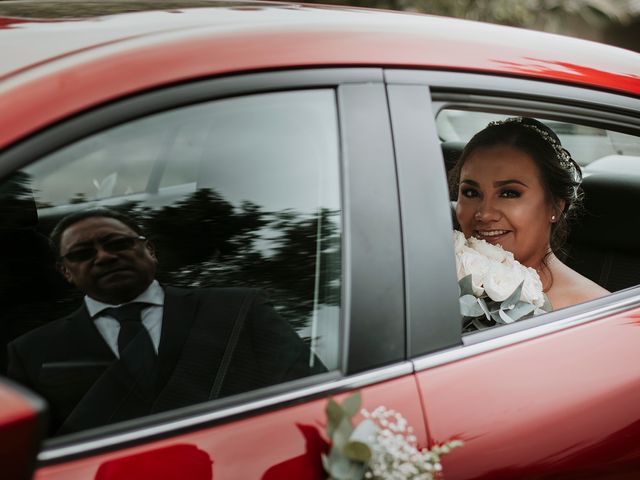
[494,179,528,187]
[460,179,479,186]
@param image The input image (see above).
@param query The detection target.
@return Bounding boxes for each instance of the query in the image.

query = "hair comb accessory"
[488,117,575,173]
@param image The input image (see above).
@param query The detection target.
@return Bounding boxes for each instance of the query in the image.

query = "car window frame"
[0,68,409,463]
[384,68,640,363]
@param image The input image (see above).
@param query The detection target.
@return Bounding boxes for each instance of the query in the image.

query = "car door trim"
[386,84,461,357]
[385,69,640,120]
[37,362,413,463]
[412,287,640,372]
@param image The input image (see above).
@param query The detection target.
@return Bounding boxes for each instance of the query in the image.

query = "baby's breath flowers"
[322,393,462,480]
[362,406,462,480]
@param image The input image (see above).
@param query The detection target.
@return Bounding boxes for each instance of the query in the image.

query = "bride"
[449,117,609,310]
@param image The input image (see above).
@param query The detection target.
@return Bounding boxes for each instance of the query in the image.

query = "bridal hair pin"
[488,117,575,172]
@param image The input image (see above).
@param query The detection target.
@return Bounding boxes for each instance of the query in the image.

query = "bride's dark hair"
[448,116,583,255]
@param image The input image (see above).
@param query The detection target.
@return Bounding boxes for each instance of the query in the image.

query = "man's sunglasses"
[60,236,147,263]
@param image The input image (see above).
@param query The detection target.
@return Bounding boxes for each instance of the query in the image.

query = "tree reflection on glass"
[1,180,340,368]
[135,188,341,334]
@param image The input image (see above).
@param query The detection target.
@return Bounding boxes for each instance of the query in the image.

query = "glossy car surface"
[1,1,640,479]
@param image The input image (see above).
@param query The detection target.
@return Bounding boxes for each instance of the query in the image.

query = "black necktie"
[102,302,153,356]
[101,302,158,399]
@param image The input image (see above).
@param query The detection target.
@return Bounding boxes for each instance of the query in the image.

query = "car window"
[437,109,640,169]
[437,107,640,333]
[1,89,341,437]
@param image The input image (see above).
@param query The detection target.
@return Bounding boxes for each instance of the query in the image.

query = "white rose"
[484,262,524,302]
[453,230,467,254]
[521,266,545,308]
[456,247,490,296]
[467,236,514,264]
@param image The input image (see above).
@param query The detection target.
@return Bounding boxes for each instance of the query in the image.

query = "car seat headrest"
[570,173,639,252]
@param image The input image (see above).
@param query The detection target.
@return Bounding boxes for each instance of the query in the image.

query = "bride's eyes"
[459,186,521,199]
[461,187,478,198]
[499,189,521,198]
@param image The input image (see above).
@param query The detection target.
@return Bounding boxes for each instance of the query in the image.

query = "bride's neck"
[531,251,557,293]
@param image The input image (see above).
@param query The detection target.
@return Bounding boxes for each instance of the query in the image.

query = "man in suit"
[7,208,324,435]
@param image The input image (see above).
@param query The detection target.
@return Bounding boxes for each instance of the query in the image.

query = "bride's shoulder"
[548,260,610,309]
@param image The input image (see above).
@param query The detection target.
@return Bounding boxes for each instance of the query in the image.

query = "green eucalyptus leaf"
[498,308,515,324]
[325,448,366,480]
[341,392,361,418]
[486,299,501,314]
[490,310,503,324]
[460,295,484,317]
[333,417,354,450]
[501,281,524,310]
[326,398,344,438]
[477,296,491,319]
[343,418,377,462]
[321,453,331,474]
[472,316,491,330]
[458,274,474,297]
[343,441,372,463]
[509,301,536,320]
[541,293,553,313]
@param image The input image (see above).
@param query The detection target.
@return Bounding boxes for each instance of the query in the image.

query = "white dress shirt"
[85,280,165,358]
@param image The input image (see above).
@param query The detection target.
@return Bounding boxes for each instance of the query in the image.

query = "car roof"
[2,0,640,151]
[1,0,639,96]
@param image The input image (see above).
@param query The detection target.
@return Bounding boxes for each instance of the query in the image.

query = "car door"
[0,69,429,479]
[388,69,640,479]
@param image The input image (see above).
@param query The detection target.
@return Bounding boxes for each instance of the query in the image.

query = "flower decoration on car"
[322,392,462,480]
[454,230,550,332]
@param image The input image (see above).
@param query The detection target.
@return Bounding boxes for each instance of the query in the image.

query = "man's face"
[58,216,157,304]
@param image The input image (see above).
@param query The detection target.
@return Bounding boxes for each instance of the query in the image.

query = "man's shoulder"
[9,306,86,348]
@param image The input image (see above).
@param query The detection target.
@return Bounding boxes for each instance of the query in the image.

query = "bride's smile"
[472,229,511,244]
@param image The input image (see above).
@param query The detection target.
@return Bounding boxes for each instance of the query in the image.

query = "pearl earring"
[551,215,556,222]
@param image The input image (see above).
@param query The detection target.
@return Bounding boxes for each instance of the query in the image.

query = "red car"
[1,1,640,479]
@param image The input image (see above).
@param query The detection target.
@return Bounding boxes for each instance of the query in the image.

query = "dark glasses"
[60,236,146,263]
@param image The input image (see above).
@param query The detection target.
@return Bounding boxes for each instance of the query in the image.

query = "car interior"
[438,112,640,297]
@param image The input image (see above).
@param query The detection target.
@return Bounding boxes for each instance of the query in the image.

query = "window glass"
[28,115,173,207]
[437,108,640,333]
[1,89,341,436]
[437,109,640,168]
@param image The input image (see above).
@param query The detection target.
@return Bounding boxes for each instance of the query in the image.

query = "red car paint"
[0,381,44,480]
[1,8,639,149]
[1,3,640,479]
[33,377,426,480]
[420,308,640,479]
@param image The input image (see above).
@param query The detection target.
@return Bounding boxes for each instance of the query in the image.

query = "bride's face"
[456,145,558,268]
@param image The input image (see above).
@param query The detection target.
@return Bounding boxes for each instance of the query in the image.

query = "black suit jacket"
[7,287,324,435]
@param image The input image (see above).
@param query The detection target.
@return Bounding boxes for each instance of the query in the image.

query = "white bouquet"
[454,230,550,332]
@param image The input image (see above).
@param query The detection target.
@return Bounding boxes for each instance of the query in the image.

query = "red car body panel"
[418,306,640,479]
[2,4,640,479]
[33,376,426,480]
[1,7,639,150]
[0,382,42,480]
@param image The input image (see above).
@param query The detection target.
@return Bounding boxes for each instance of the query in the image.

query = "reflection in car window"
[1,89,341,436]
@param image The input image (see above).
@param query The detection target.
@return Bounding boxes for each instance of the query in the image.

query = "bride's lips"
[473,229,511,244]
